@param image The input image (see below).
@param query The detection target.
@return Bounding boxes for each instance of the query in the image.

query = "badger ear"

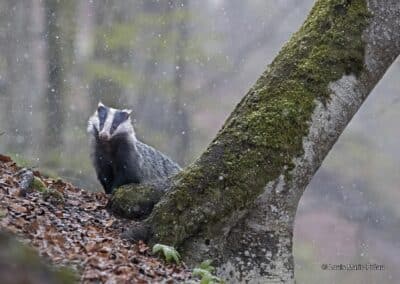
[97,102,106,113]
[123,109,132,116]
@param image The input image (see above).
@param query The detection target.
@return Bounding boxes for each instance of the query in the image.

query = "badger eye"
[111,111,129,133]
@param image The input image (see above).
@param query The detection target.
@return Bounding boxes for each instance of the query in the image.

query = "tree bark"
[111,0,400,283]
[169,0,191,165]
[2,0,39,152]
[44,0,64,148]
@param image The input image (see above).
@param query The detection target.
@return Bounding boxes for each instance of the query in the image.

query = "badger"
[87,102,181,194]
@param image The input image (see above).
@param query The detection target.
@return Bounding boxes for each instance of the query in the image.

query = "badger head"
[87,102,134,141]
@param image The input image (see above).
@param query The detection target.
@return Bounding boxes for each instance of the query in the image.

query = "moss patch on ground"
[42,188,65,205]
[32,177,47,192]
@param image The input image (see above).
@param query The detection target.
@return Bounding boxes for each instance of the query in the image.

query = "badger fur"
[87,102,181,194]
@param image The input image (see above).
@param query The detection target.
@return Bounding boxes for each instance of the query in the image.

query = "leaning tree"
[109,0,400,283]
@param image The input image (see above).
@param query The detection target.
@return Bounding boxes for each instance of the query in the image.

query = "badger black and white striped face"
[87,102,134,141]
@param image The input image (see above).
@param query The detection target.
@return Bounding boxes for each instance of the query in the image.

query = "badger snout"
[99,131,111,141]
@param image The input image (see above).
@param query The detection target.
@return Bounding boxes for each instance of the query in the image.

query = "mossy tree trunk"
[111,0,400,282]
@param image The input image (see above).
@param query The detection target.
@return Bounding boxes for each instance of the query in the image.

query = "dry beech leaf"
[0,154,12,163]
[8,203,28,213]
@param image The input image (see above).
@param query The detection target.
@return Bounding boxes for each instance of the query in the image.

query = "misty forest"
[0,0,399,283]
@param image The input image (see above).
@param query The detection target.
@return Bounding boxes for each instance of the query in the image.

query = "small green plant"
[152,244,180,264]
[193,260,224,284]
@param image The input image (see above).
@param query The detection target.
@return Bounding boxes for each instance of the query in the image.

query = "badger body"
[87,102,181,194]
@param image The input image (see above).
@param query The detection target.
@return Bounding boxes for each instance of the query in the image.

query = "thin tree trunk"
[3,0,38,152]
[44,0,64,148]
[169,0,190,165]
[111,0,400,282]
[135,1,171,136]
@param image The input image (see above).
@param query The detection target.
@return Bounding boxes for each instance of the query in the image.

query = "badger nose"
[99,132,110,141]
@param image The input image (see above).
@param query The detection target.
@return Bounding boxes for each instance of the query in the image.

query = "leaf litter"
[0,155,192,283]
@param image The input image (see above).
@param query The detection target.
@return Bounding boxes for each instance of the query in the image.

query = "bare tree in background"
[2,0,39,152]
[135,0,169,124]
[44,0,64,149]
[134,1,191,164]
[169,0,190,165]
[88,0,139,108]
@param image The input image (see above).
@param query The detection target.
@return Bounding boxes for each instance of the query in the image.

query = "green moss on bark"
[109,184,165,220]
[142,0,370,246]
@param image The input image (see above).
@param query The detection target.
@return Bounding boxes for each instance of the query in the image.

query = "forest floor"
[0,155,192,283]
